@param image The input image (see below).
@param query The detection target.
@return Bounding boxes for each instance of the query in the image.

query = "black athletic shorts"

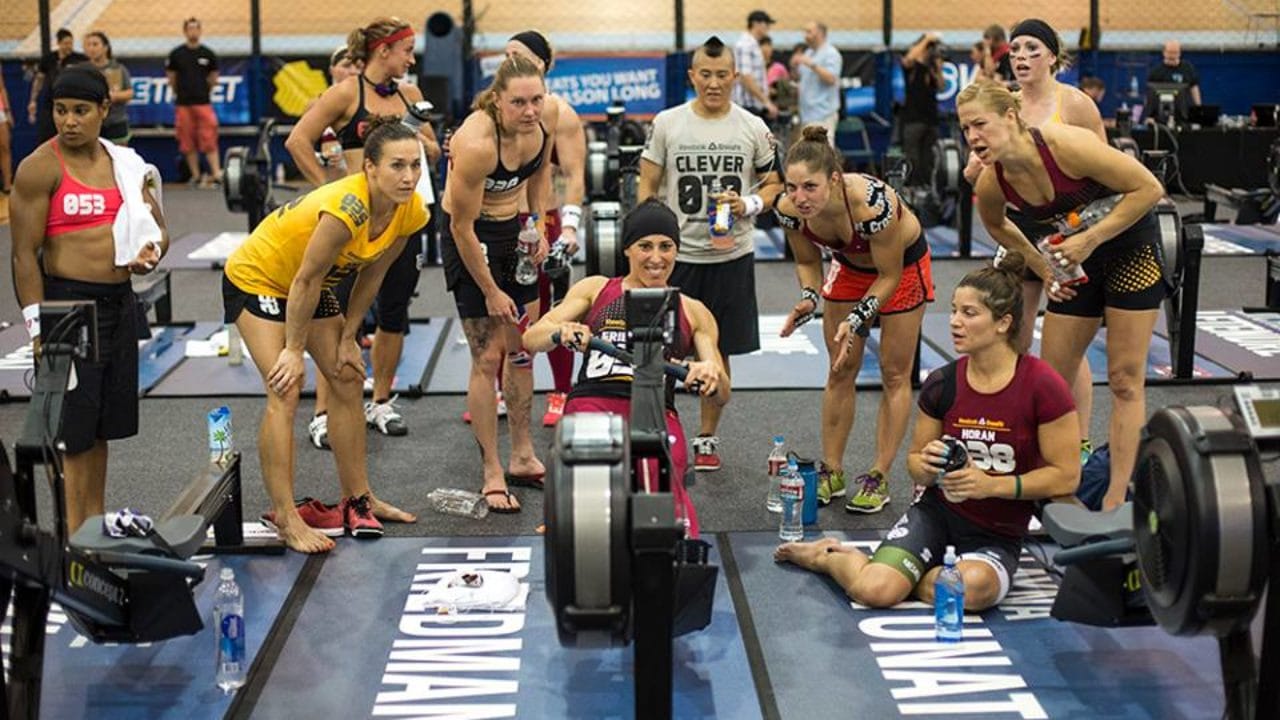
[221,274,342,324]
[440,209,539,319]
[332,234,423,334]
[44,276,139,454]
[1047,211,1165,318]
[669,253,760,356]
[872,489,1022,603]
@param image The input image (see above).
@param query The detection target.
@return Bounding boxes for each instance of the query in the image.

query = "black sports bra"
[484,122,549,193]
[333,75,411,151]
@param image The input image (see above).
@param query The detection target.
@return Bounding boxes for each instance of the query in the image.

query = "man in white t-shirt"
[639,36,782,472]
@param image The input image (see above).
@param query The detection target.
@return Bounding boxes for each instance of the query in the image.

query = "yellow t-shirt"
[225,174,428,297]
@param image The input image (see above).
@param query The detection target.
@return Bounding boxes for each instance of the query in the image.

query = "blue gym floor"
[20,532,1228,719]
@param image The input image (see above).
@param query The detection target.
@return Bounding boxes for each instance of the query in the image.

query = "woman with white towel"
[9,65,168,535]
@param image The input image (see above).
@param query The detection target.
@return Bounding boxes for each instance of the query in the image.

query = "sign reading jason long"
[373,546,532,719]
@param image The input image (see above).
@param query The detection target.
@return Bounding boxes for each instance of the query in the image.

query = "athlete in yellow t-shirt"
[221,116,427,553]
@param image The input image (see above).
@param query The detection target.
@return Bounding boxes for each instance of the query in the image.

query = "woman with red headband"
[286,17,440,450]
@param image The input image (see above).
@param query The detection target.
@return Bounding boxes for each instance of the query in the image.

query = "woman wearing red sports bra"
[959,79,1165,512]
[10,65,168,534]
[774,124,934,516]
[962,19,1106,460]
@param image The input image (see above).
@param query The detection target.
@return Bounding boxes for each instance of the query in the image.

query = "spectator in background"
[761,37,787,91]
[83,32,134,145]
[28,28,88,143]
[982,25,1012,84]
[792,21,843,145]
[1146,40,1200,123]
[900,33,944,187]
[733,10,778,120]
[167,17,222,188]
[761,36,797,127]
[1080,76,1106,106]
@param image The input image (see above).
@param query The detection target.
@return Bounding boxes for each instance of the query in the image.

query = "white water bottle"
[214,567,247,693]
[778,459,804,541]
[516,215,540,286]
[766,435,786,513]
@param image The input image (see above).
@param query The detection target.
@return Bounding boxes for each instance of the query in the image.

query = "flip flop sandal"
[483,488,522,514]
[505,472,545,490]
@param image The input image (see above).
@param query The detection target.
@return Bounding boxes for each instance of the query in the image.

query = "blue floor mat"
[251,536,760,719]
[730,529,1224,720]
[35,551,307,720]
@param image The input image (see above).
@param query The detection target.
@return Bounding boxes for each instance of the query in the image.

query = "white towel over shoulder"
[102,138,164,266]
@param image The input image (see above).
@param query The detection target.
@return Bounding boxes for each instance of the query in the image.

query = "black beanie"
[622,200,681,250]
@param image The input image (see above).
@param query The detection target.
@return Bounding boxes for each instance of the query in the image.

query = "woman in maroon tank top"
[776,253,1080,611]
[959,79,1165,512]
[524,201,729,534]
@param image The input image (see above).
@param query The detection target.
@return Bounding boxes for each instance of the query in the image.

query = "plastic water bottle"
[427,488,490,519]
[227,325,243,366]
[1036,234,1090,287]
[708,177,733,248]
[207,406,233,467]
[765,435,786,513]
[1129,75,1140,99]
[214,567,247,693]
[778,459,804,541]
[935,545,965,642]
[515,215,540,285]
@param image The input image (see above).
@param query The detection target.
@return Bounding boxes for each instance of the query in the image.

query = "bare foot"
[481,483,520,512]
[773,536,843,568]
[276,517,336,554]
[369,494,417,523]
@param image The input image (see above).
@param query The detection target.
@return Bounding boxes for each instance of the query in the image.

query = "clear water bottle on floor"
[214,567,247,693]
[427,488,490,519]
[778,459,804,541]
[515,215,540,285]
[934,545,965,642]
[766,435,786,513]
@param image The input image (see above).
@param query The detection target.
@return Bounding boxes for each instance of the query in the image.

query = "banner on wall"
[479,53,667,120]
[124,59,251,126]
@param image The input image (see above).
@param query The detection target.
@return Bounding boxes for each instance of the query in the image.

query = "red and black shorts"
[821,235,935,314]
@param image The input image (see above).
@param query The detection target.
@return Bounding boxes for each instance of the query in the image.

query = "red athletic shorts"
[821,251,935,314]
[563,394,699,538]
[175,104,219,154]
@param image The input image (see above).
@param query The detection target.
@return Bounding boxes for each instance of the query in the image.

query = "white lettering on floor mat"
[372,546,531,719]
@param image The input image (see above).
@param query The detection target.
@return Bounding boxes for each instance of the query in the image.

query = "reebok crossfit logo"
[372,545,531,718]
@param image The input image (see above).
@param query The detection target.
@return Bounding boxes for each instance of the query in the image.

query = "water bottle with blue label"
[934,545,965,642]
[207,406,233,466]
[214,567,247,693]
[778,458,804,541]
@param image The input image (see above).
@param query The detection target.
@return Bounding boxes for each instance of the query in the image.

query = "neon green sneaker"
[845,470,891,514]
[817,463,847,506]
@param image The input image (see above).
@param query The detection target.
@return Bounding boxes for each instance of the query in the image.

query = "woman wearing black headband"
[10,64,169,536]
[523,200,729,530]
[286,17,441,449]
[505,30,589,428]
[963,18,1106,463]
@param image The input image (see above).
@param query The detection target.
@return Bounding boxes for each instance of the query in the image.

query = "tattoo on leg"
[462,318,493,356]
